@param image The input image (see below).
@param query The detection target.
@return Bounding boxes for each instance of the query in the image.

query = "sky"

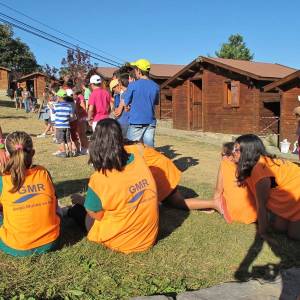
[1,0,300,69]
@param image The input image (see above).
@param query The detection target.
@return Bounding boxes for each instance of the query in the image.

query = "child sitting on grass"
[69,118,158,254]
[0,131,60,256]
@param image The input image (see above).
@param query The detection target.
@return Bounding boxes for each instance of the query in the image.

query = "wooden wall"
[172,80,189,129]
[35,76,46,99]
[158,87,173,119]
[259,92,280,136]
[0,69,9,93]
[202,69,260,134]
[280,85,300,144]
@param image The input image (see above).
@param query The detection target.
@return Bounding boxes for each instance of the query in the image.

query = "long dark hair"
[235,134,276,184]
[4,131,34,192]
[88,119,129,174]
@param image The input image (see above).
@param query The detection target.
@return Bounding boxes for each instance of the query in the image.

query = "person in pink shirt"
[87,75,110,131]
[74,90,89,154]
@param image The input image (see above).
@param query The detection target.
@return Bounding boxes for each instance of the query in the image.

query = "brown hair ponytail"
[4,132,34,193]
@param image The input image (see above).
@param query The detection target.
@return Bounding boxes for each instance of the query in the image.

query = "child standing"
[53,89,73,158]
[74,90,89,155]
[0,131,60,256]
[113,75,130,138]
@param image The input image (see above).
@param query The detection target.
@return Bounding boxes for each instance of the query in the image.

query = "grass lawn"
[0,100,300,300]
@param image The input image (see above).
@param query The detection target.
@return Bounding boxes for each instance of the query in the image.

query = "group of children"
[38,85,89,157]
[0,119,300,257]
[1,61,300,256]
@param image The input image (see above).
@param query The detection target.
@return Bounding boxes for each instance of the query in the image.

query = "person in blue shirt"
[112,74,130,138]
[123,59,159,147]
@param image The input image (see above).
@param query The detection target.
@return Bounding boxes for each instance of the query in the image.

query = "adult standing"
[87,75,110,131]
[22,87,31,113]
[15,83,23,110]
[123,59,159,147]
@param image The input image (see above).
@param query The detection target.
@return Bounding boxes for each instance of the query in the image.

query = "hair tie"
[15,144,23,151]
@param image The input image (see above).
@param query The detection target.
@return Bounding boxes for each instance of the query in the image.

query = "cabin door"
[190,80,202,130]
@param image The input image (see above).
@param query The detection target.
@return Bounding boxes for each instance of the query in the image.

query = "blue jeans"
[24,98,31,113]
[127,124,156,147]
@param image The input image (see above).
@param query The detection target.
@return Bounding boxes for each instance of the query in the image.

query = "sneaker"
[55,152,67,158]
[52,150,61,155]
[37,133,46,138]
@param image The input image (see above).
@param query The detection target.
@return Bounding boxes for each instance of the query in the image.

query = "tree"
[215,34,254,61]
[60,47,94,85]
[0,24,40,78]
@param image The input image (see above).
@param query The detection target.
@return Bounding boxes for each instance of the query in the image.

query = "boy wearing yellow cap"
[124,59,159,147]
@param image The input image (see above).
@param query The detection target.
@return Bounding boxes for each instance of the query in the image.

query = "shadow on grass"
[156,145,199,172]
[55,178,89,199]
[235,229,300,299]
[156,145,181,159]
[157,185,197,242]
[0,100,15,108]
[0,115,28,119]
[58,217,86,248]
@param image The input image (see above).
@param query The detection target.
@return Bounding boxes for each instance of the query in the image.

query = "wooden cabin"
[96,64,184,119]
[18,72,47,101]
[264,70,300,145]
[162,56,295,138]
[0,66,10,98]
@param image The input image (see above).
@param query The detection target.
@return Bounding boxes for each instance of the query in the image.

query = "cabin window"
[224,80,240,108]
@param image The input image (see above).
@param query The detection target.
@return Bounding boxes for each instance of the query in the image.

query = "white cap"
[89,74,101,84]
[66,89,74,97]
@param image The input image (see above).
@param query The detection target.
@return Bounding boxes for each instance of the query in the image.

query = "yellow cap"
[109,79,119,92]
[130,58,151,72]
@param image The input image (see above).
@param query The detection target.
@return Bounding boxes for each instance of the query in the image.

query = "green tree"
[0,24,40,78]
[60,47,94,86]
[215,33,254,61]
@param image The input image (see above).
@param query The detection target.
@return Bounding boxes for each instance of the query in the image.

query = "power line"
[0,1,126,64]
[0,16,120,67]
[0,12,122,66]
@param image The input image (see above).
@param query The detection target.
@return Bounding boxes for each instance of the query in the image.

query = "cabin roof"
[0,66,11,71]
[96,64,185,80]
[263,70,300,92]
[162,56,296,88]
[19,72,47,81]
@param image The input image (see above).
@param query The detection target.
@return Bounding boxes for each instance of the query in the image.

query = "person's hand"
[0,149,8,167]
[125,105,130,112]
[88,119,93,126]
[71,193,85,205]
[114,107,122,117]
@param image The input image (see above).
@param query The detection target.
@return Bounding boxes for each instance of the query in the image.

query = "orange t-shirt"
[85,153,158,254]
[0,166,60,250]
[246,156,300,221]
[221,159,257,224]
[125,144,181,202]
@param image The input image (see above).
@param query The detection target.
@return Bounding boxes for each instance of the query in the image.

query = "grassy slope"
[0,101,299,300]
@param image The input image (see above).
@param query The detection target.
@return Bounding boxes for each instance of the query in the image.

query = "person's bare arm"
[255,177,271,238]
[88,104,94,126]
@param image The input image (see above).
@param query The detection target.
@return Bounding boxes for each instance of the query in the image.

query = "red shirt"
[88,88,110,122]
[76,94,88,120]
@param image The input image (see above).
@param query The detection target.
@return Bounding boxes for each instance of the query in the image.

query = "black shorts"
[56,128,71,143]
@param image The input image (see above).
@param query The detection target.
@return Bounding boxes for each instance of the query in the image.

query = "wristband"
[0,143,5,150]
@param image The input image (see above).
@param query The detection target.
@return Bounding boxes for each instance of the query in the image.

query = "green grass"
[0,100,300,299]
